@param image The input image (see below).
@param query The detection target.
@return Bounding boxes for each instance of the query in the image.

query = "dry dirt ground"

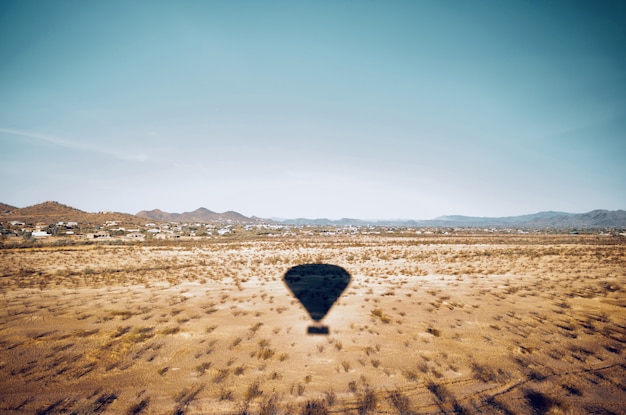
[1,234,625,414]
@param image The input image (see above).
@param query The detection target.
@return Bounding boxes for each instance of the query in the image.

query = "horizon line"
[1,200,623,222]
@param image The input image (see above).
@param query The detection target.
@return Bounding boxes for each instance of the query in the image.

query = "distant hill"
[1,201,144,225]
[523,210,626,228]
[427,211,577,227]
[432,211,574,224]
[0,202,18,215]
[17,201,86,217]
[276,210,626,228]
[135,208,175,222]
[136,207,253,223]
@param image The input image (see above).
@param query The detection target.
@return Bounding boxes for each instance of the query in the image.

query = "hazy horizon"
[2,198,620,222]
[1,1,625,219]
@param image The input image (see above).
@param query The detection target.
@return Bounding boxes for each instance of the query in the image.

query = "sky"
[1,1,625,219]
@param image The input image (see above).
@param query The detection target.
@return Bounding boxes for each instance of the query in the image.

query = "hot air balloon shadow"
[283,264,351,335]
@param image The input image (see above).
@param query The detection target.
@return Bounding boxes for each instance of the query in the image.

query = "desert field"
[1,233,625,414]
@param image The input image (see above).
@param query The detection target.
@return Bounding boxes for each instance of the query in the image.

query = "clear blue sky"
[1,1,624,219]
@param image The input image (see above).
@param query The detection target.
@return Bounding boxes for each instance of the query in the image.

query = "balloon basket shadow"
[307,325,330,335]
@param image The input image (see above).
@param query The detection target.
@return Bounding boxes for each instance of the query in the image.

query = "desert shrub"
[370,308,392,323]
[127,326,154,343]
[126,398,150,415]
[111,326,131,338]
[230,337,243,349]
[244,380,263,401]
[259,393,280,415]
[425,380,449,402]
[371,308,384,318]
[160,326,180,335]
[110,310,134,320]
[388,389,411,414]
[524,389,569,414]
[427,327,441,337]
[195,362,212,376]
[250,322,264,334]
[562,384,582,396]
[471,363,509,383]
[213,368,230,384]
[292,383,305,396]
[174,385,204,415]
[257,347,275,360]
[324,389,336,406]
[403,369,419,382]
[218,387,234,401]
[204,302,218,314]
[341,360,351,372]
[357,388,378,414]
[599,280,621,293]
[301,399,328,415]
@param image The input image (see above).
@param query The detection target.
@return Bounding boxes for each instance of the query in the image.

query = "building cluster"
[0,218,242,241]
[2,217,608,243]
[1,217,422,242]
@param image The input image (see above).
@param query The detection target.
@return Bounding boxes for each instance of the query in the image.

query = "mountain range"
[270,210,626,228]
[136,208,254,223]
[1,201,625,228]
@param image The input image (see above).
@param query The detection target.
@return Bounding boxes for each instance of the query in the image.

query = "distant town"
[2,200,625,246]
[1,216,546,244]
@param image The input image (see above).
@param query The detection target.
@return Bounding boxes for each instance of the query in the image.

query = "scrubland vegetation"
[0,233,624,414]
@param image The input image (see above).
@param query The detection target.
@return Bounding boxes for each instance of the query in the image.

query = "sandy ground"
[0,234,624,414]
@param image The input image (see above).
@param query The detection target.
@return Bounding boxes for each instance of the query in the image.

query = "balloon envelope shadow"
[283,264,351,335]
